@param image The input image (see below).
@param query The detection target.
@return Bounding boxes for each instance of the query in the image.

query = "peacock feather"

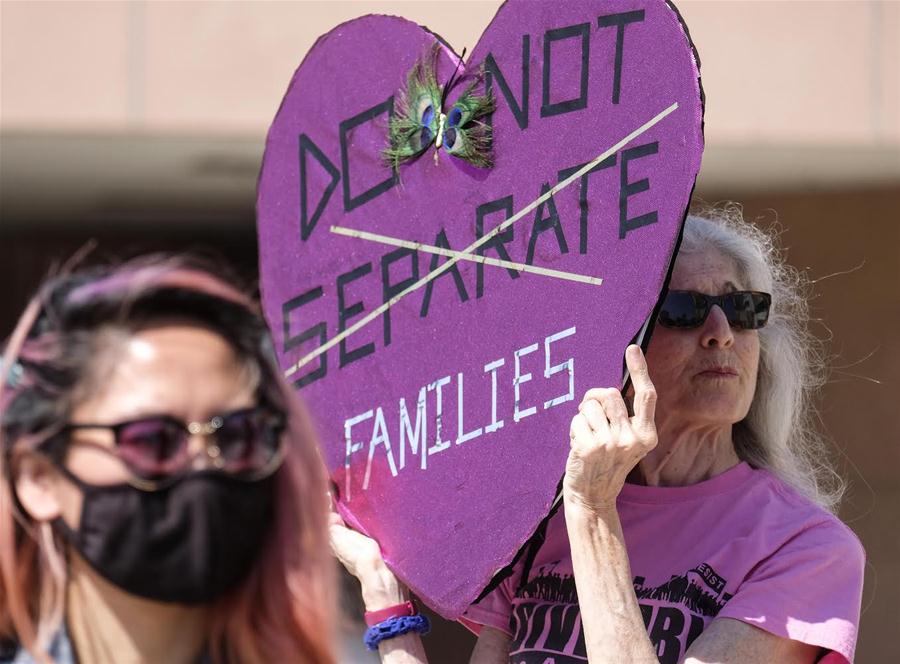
[384,44,495,172]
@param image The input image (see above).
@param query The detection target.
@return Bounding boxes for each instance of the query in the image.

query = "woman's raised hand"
[329,510,409,611]
[564,345,658,512]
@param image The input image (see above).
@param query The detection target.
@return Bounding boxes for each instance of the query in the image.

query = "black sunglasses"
[54,405,286,490]
[657,290,771,330]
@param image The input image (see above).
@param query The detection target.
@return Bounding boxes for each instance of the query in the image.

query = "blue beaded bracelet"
[364,613,431,650]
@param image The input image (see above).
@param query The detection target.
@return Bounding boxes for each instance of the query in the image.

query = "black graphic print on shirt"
[508,562,731,664]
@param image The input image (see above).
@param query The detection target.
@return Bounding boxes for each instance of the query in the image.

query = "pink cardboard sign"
[257,0,703,618]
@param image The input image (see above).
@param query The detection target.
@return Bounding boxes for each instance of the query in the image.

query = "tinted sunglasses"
[55,405,286,490]
[657,290,771,330]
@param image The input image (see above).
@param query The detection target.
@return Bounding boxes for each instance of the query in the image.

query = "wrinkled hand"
[564,345,658,512]
[329,510,408,610]
[329,510,383,580]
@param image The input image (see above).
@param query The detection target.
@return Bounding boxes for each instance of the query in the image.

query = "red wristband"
[364,600,417,627]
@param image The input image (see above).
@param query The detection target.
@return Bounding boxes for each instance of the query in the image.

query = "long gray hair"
[679,204,844,511]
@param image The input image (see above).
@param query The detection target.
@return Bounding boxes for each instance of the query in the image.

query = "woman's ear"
[14,454,64,522]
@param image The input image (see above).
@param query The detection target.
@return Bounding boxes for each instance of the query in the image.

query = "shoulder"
[715,471,865,662]
[756,469,865,562]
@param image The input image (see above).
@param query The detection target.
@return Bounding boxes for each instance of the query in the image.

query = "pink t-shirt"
[463,463,864,663]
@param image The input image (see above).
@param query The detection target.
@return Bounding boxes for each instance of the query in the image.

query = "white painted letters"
[427,375,452,455]
[513,343,539,422]
[456,372,484,444]
[543,326,577,409]
[484,358,506,433]
[341,325,578,501]
[399,388,427,470]
[343,409,373,501]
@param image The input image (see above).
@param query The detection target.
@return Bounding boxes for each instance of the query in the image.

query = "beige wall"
[3,1,899,145]
[2,0,897,225]
[723,187,900,664]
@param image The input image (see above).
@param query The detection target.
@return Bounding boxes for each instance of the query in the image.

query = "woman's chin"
[673,395,747,429]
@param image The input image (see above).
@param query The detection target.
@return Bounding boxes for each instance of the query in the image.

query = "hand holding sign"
[565,345,658,512]
[329,509,408,611]
[257,0,703,617]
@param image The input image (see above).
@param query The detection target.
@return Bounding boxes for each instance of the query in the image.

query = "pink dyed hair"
[0,256,336,663]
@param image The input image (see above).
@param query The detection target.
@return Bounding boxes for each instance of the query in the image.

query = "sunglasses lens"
[659,291,705,328]
[750,293,771,328]
[117,419,187,479]
[216,409,284,474]
[724,292,771,329]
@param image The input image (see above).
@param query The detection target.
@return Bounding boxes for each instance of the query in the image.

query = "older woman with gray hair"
[332,206,865,663]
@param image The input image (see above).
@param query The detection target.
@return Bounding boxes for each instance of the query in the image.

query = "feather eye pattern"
[384,46,443,171]
[441,79,496,169]
[384,44,495,172]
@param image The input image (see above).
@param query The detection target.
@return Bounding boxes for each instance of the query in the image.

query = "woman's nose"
[700,305,734,349]
[186,433,225,471]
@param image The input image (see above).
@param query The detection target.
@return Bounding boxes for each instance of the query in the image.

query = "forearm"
[376,634,428,663]
[359,561,428,664]
[564,500,657,664]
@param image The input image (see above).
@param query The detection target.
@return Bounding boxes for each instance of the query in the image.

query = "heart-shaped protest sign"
[257,0,702,618]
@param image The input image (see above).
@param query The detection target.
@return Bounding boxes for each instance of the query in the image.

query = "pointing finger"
[625,345,657,430]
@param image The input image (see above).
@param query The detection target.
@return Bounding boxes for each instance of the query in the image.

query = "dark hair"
[3,257,277,449]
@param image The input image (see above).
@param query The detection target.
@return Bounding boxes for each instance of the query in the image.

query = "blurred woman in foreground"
[0,257,336,664]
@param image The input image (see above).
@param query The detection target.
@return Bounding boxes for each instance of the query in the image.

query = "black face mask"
[53,471,275,604]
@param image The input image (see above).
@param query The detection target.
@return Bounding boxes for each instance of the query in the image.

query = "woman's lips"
[695,366,739,378]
